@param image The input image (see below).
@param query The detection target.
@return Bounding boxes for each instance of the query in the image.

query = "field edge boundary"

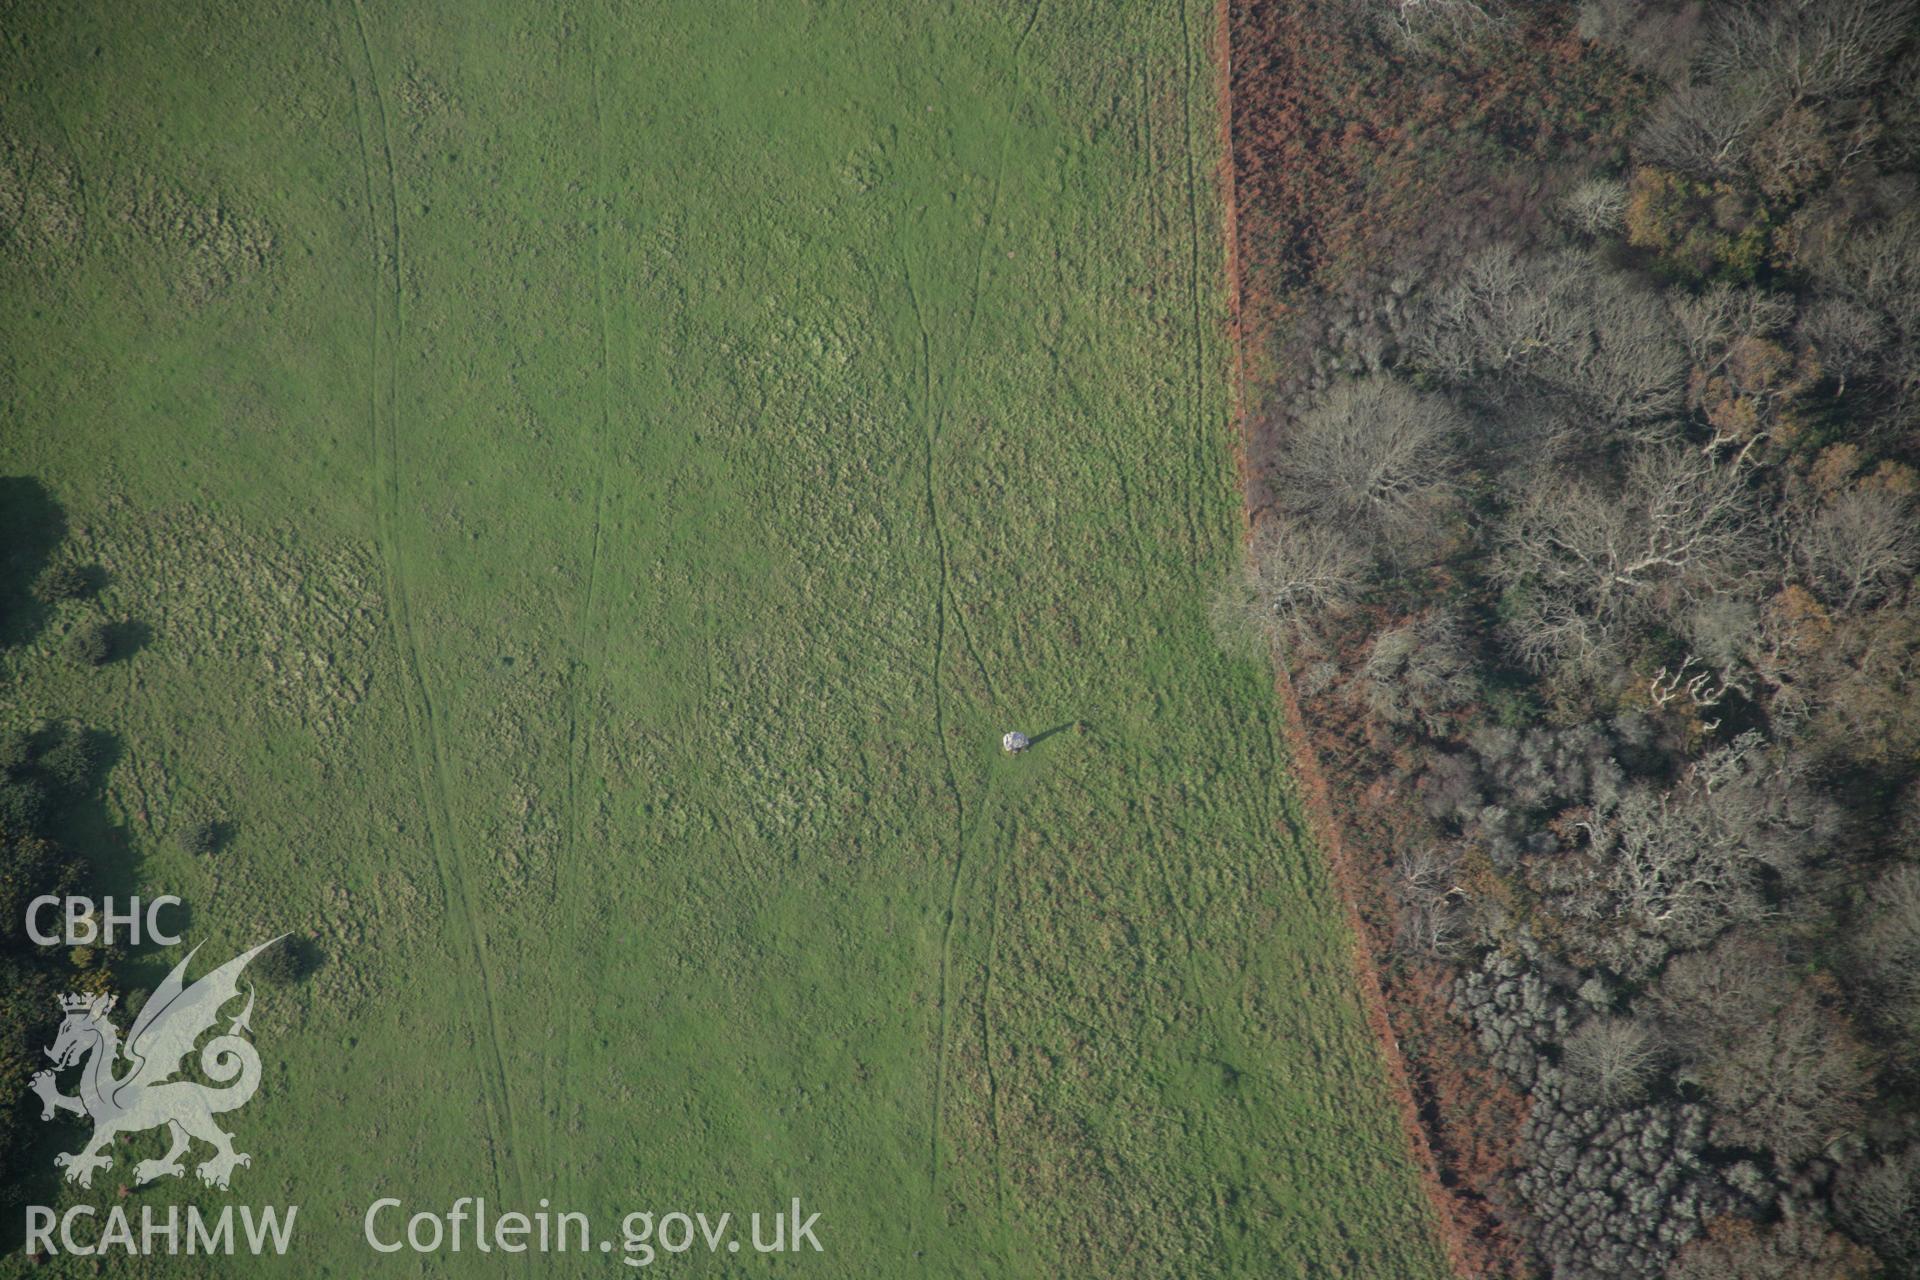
[1211,2,1473,1274]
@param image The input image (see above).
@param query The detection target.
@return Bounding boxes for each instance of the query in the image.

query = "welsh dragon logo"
[29,939,282,1190]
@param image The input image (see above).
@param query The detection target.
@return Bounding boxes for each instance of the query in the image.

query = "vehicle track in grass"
[1179,0,1213,547]
[918,1,1042,1197]
[902,260,968,1192]
[559,0,615,1205]
[980,810,1013,1216]
[1173,0,1222,1028]
[338,0,525,1211]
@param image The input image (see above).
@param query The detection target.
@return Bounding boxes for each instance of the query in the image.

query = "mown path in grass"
[0,1,1448,1275]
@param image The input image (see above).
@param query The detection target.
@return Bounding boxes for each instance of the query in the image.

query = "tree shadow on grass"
[0,724,149,1244]
[0,477,65,647]
[1026,720,1085,748]
[103,619,152,664]
[44,728,142,903]
[263,934,326,985]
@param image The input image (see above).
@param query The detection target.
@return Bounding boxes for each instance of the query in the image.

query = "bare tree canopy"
[1797,486,1920,609]
[1698,987,1871,1160]
[1635,0,1915,176]
[1241,515,1370,639]
[1672,282,1795,371]
[1853,863,1920,1061]
[1572,734,1839,973]
[1836,1147,1920,1269]
[1495,445,1764,676]
[1700,0,1915,103]
[1273,374,1463,550]
[1651,932,1871,1161]
[1394,844,1467,956]
[1412,245,1685,431]
[1799,296,1888,394]
[1668,1214,1879,1280]
[1637,78,1784,176]
[1363,611,1478,735]
[1561,177,1629,236]
[1563,1014,1661,1105]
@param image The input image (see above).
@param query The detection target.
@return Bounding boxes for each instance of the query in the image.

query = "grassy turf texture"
[1,0,1448,1274]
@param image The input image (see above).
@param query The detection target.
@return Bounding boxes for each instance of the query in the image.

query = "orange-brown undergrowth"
[1220,3,1645,1274]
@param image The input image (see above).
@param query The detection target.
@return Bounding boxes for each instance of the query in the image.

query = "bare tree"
[1795,191,1920,331]
[1671,282,1796,374]
[1620,443,1761,577]
[1798,296,1887,395]
[1680,593,1762,676]
[1566,270,1691,426]
[1648,653,1739,726]
[1580,734,1838,973]
[1496,445,1764,676]
[1274,375,1462,551]
[1600,787,1769,967]
[1562,1014,1661,1105]
[1797,486,1920,610]
[1853,863,1920,1060]
[1500,589,1623,679]
[1883,45,1920,169]
[1651,932,1871,1162]
[1860,864,1920,1002]
[1700,987,1871,1161]
[1741,584,1827,730]
[1241,515,1370,639]
[1561,177,1629,236]
[1652,933,1794,1055]
[1362,611,1478,735]
[1413,244,1586,384]
[1640,0,1912,179]
[1413,246,1684,429]
[1394,845,1466,956]
[1835,1147,1920,1270]
[1750,103,1844,199]
[1699,0,1914,103]
[1577,0,1709,82]
[1636,79,1782,175]
[1668,1214,1879,1280]
[1379,0,1499,47]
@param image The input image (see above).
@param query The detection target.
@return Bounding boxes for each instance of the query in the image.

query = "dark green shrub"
[66,623,110,667]
[36,729,97,793]
[179,818,221,856]
[32,563,93,604]
[254,936,314,986]
[0,730,32,775]
[0,778,49,840]
[0,835,64,943]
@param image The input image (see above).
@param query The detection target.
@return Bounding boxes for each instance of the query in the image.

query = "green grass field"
[1,1,1448,1274]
